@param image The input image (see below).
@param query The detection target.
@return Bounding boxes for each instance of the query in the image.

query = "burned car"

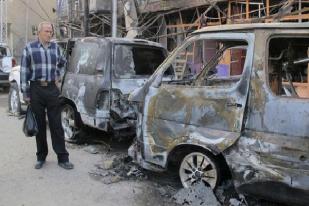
[60,37,167,140]
[128,23,309,205]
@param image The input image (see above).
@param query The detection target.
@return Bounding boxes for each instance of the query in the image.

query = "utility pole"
[83,0,89,37]
[112,0,117,37]
[0,0,8,43]
[0,0,2,42]
[25,0,29,43]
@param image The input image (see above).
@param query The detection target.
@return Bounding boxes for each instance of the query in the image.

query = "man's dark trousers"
[30,81,69,163]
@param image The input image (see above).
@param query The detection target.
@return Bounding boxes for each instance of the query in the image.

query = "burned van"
[60,37,167,140]
[128,23,309,205]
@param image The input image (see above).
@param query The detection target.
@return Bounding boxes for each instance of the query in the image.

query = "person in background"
[20,21,74,170]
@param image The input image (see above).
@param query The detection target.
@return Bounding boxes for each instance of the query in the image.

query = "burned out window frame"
[154,33,253,90]
[266,34,309,99]
[68,41,101,76]
[112,43,166,79]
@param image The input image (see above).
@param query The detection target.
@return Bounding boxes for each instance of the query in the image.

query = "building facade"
[7,0,57,62]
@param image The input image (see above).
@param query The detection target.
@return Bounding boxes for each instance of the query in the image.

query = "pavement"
[0,92,176,206]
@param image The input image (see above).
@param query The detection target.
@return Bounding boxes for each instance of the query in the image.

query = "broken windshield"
[163,39,248,87]
[114,45,166,78]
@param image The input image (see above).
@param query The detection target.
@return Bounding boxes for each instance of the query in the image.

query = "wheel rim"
[61,105,76,140]
[10,89,19,114]
[179,152,218,189]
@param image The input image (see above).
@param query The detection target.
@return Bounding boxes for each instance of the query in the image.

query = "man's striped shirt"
[20,40,66,98]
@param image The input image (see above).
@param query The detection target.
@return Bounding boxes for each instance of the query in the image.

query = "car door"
[140,33,254,166]
[242,33,309,199]
[62,39,110,129]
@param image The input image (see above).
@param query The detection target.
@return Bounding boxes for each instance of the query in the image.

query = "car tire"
[8,82,21,115]
[61,104,81,142]
[179,150,221,190]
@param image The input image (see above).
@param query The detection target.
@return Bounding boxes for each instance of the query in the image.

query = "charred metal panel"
[61,38,112,130]
[225,29,309,204]
[134,33,255,167]
[224,132,309,205]
[129,24,309,205]
[112,79,147,95]
[62,37,167,132]
[246,29,309,137]
[109,40,167,130]
[225,132,309,189]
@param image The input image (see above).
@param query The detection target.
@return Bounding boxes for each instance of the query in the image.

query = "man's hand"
[23,96,30,105]
[56,79,62,89]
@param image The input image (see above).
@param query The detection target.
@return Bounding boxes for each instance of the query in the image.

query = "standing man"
[20,21,74,170]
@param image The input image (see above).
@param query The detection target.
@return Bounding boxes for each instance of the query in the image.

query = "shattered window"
[0,46,10,57]
[268,37,309,98]
[165,39,247,87]
[68,42,99,75]
[114,45,166,78]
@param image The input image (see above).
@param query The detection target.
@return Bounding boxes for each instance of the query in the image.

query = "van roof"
[77,37,164,48]
[193,22,309,34]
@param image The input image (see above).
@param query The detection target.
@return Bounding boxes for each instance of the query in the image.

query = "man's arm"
[20,46,31,103]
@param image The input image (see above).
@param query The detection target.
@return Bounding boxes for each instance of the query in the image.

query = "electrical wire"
[36,0,51,20]
[17,0,47,21]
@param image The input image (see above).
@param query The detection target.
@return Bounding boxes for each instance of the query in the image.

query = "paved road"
[0,92,173,206]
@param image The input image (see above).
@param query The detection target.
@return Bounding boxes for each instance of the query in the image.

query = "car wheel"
[61,104,80,142]
[8,83,21,115]
[179,151,220,189]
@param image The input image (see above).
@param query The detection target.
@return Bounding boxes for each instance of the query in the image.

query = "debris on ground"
[89,154,148,185]
[83,145,109,154]
[101,158,115,170]
[173,182,221,206]
[84,145,100,154]
[229,198,246,206]
[134,184,180,206]
[215,180,245,205]
[74,133,279,206]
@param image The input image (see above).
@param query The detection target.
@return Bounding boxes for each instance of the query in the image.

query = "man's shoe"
[34,161,45,169]
[58,161,74,170]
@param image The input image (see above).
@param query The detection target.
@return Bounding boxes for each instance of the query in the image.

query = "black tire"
[61,103,82,142]
[178,149,221,190]
[8,82,21,115]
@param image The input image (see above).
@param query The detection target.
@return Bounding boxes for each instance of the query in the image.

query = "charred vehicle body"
[128,23,309,205]
[60,37,167,140]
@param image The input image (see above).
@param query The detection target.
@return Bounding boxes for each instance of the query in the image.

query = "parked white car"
[8,65,25,115]
[0,43,15,90]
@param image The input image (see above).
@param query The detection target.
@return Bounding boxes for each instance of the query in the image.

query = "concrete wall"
[7,0,57,63]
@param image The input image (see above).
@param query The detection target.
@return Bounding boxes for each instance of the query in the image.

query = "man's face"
[38,24,53,44]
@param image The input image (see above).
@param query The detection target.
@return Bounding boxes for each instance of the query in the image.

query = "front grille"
[0,73,9,81]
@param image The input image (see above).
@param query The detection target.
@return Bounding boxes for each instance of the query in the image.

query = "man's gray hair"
[38,21,53,33]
